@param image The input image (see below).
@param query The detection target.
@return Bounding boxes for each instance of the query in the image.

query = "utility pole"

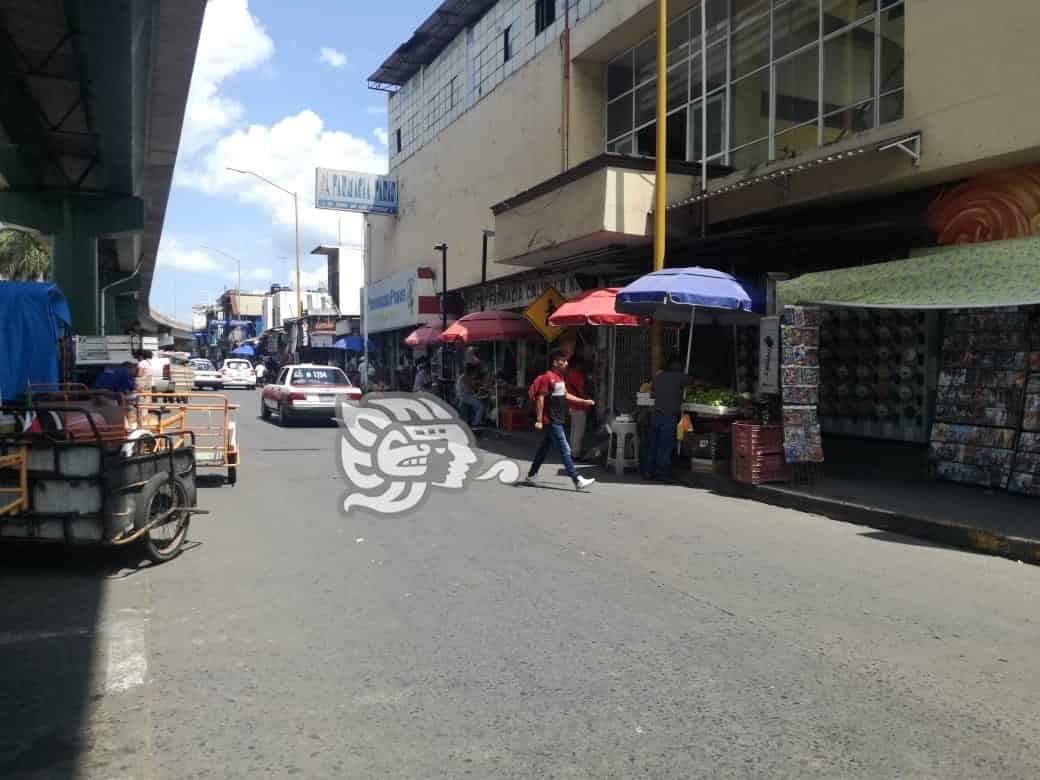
[434,242,448,391]
[650,0,668,375]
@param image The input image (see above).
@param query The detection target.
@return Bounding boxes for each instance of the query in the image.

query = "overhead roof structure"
[368,0,498,91]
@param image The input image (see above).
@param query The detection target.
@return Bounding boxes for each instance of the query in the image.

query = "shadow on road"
[858,529,952,550]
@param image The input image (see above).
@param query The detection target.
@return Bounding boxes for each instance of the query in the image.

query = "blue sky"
[152,0,434,323]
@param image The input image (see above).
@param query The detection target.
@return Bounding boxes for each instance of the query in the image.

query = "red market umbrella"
[404,323,452,347]
[548,288,644,328]
[439,311,539,344]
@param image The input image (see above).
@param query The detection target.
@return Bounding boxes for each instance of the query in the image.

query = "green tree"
[0,228,51,281]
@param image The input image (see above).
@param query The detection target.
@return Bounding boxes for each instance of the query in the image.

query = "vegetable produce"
[683,386,741,407]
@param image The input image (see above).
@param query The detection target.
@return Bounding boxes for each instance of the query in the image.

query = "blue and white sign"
[315,167,398,215]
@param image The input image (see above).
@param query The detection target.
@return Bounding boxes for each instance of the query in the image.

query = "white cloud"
[177,109,386,253]
[180,0,274,155]
[318,47,349,69]
[373,128,388,147]
[156,239,224,274]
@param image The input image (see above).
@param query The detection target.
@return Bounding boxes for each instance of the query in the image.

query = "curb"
[678,471,1040,565]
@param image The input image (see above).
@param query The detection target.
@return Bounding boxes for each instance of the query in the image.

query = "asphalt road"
[3,388,1040,778]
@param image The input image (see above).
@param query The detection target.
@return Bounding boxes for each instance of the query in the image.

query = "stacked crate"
[1010,310,1040,496]
[929,308,1030,489]
[731,422,788,485]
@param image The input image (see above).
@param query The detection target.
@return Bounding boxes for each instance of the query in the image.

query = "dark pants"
[529,423,579,482]
[642,412,678,479]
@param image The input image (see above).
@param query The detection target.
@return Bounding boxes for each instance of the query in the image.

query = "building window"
[395,128,402,154]
[535,0,556,35]
[604,0,906,171]
[503,25,512,63]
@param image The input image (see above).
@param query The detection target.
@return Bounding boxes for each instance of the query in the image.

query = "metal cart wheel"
[136,473,191,563]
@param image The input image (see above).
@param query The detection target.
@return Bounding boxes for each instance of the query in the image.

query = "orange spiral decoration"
[927,165,1040,245]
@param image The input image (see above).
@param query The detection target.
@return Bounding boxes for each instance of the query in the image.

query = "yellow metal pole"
[651,0,668,375]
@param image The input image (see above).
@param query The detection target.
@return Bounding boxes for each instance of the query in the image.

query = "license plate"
[319,394,334,402]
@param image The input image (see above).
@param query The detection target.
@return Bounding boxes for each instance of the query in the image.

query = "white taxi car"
[219,358,257,389]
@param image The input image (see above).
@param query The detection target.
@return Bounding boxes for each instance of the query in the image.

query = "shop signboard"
[315,167,398,215]
[523,287,565,342]
[758,316,780,394]
[365,269,440,334]
[466,272,581,314]
[310,332,335,349]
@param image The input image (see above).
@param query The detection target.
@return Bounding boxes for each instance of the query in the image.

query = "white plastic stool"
[605,419,640,475]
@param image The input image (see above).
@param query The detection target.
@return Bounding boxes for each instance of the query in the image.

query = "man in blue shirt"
[93,361,136,397]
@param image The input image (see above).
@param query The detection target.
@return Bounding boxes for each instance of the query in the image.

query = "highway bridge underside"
[0,0,204,335]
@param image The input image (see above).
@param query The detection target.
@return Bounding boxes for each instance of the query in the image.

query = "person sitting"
[455,365,484,427]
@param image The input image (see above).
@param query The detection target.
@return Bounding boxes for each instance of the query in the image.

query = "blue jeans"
[459,396,484,427]
[642,412,678,479]
[529,423,579,482]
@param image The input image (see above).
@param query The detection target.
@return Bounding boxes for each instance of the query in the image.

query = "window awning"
[778,237,1040,310]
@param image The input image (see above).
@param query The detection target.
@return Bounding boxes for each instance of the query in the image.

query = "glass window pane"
[690,2,704,52]
[732,0,768,28]
[823,21,875,111]
[667,108,688,161]
[668,14,690,67]
[774,124,819,160]
[691,49,703,100]
[731,139,769,170]
[608,134,634,154]
[706,41,726,93]
[690,100,703,161]
[775,45,819,133]
[668,62,689,111]
[706,91,726,156]
[730,68,770,148]
[705,0,729,44]
[607,51,634,100]
[637,122,656,157]
[880,90,904,124]
[731,14,769,79]
[607,93,634,140]
[823,0,874,35]
[774,0,819,59]
[823,99,874,143]
[635,37,657,85]
[635,80,657,128]
[880,6,905,92]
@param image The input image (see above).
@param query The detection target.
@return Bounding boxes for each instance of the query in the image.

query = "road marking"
[104,618,147,693]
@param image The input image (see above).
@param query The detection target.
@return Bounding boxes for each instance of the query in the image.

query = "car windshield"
[192,360,215,371]
[225,361,251,370]
[291,367,349,386]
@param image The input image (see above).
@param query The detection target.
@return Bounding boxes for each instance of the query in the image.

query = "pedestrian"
[641,353,690,481]
[455,364,484,427]
[413,358,432,393]
[524,349,596,491]
[565,354,589,459]
[255,360,267,385]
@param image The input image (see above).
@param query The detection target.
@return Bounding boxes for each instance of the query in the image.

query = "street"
[2,389,1040,778]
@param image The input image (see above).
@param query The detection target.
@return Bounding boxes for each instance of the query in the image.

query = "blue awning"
[230,344,256,357]
[333,336,375,352]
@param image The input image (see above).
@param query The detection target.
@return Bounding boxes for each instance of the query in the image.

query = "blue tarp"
[615,267,765,324]
[230,343,256,357]
[0,282,72,402]
[333,336,374,352]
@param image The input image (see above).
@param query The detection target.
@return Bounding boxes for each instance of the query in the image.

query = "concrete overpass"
[0,0,205,335]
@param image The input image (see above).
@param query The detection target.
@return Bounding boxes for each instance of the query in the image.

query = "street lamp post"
[480,230,494,312]
[200,245,242,316]
[434,242,448,390]
[226,167,302,320]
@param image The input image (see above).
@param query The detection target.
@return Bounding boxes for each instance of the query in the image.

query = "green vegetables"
[683,387,741,407]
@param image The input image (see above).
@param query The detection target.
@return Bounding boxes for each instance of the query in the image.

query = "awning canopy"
[778,236,1040,309]
[549,288,643,328]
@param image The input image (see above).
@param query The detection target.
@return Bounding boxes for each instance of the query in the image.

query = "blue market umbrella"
[616,267,765,372]
[230,343,256,357]
[333,336,374,352]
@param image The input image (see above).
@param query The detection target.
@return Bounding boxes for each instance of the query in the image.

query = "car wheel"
[260,398,270,420]
[278,403,290,426]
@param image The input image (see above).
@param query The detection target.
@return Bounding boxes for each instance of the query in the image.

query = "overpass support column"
[0,192,144,335]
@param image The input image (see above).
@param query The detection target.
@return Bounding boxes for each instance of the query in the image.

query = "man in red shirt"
[565,355,590,459]
[524,349,596,490]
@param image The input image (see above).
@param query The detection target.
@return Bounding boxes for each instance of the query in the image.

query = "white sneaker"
[522,475,539,486]
[575,476,596,491]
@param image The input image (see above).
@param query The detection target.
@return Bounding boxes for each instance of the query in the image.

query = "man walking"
[565,355,590,459]
[642,353,690,481]
[525,349,596,490]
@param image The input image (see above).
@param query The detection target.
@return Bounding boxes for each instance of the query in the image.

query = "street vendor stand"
[616,267,767,477]
[440,311,539,428]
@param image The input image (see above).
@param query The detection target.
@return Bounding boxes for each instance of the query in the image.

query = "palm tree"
[0,228,51,281]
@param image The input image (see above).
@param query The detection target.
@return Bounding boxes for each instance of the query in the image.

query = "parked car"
[220,358,257,389]
[152,353,193,396]
[261,364,361,424]
[189,358,222,390]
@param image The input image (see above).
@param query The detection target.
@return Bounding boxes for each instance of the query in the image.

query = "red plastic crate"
[732,422,784,457]
[732,451,790,485]
[499,406,530,432]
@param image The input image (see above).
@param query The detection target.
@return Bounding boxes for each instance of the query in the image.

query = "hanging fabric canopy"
[548,288,644,328]
[230,343,256,357]
[405,323,452,347]
[615,267,765,324]
[0,282,71,402]
[439,311,539,344]
[333,336,374,352]
[778,236,1040,309]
